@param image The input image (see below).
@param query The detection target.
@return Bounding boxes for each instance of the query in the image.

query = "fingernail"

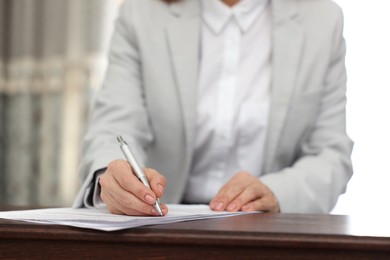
[158,184,164,194]
[145,194,155,204]
[242,205,250,211]
[227,203,237,212]
[215,202,224,211]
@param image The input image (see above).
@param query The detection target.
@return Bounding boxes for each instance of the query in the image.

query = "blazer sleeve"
[73,0,153,207]
[261,7,354,213]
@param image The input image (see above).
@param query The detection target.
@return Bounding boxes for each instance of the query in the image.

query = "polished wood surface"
[0,206,389,259]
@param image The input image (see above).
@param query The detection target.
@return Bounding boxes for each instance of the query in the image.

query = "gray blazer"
[74,0,353,213]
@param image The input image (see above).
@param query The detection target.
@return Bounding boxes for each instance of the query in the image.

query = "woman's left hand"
[210,171,280,213]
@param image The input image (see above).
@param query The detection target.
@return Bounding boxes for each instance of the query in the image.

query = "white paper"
[0,204,255,231]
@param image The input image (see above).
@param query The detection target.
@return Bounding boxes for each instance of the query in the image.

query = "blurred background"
[0,0,122,207]
[0,0,389,215]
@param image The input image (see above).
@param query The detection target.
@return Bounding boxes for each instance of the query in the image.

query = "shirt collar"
[201,0,270,34]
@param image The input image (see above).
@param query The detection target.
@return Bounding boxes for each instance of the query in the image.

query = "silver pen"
[117,135,163,216]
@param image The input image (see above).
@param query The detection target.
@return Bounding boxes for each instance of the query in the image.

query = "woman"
[74,0,353,216]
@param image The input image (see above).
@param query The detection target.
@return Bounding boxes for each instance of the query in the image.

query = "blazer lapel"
[262,0,304,173]
[166,1,201,158]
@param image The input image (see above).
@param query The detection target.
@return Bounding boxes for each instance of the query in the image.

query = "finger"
[106,192,169,216]
[101,188,129,215]
[225,183,263,212]
[210,172,254,211]
[144,168,166,198]
[100,169,160,216]
[241,196,280,213]
[107,160,158,205]
[210,178,246,211]
[101,183,159,216]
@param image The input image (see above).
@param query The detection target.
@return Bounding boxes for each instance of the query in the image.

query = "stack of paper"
[0,204,254,231]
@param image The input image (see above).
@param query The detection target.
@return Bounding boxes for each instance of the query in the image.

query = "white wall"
[332,0,390,215]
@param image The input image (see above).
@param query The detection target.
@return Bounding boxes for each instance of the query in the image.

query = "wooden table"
[0,207,389,259]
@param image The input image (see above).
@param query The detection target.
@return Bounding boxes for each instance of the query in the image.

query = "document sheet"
[0,204,254,231]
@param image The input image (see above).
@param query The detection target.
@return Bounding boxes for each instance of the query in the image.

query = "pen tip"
[117,136,123,143]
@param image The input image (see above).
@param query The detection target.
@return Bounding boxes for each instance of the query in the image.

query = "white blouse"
[184,0,272,203]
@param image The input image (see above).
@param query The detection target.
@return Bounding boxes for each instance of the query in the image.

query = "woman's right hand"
[99,159,168,216]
